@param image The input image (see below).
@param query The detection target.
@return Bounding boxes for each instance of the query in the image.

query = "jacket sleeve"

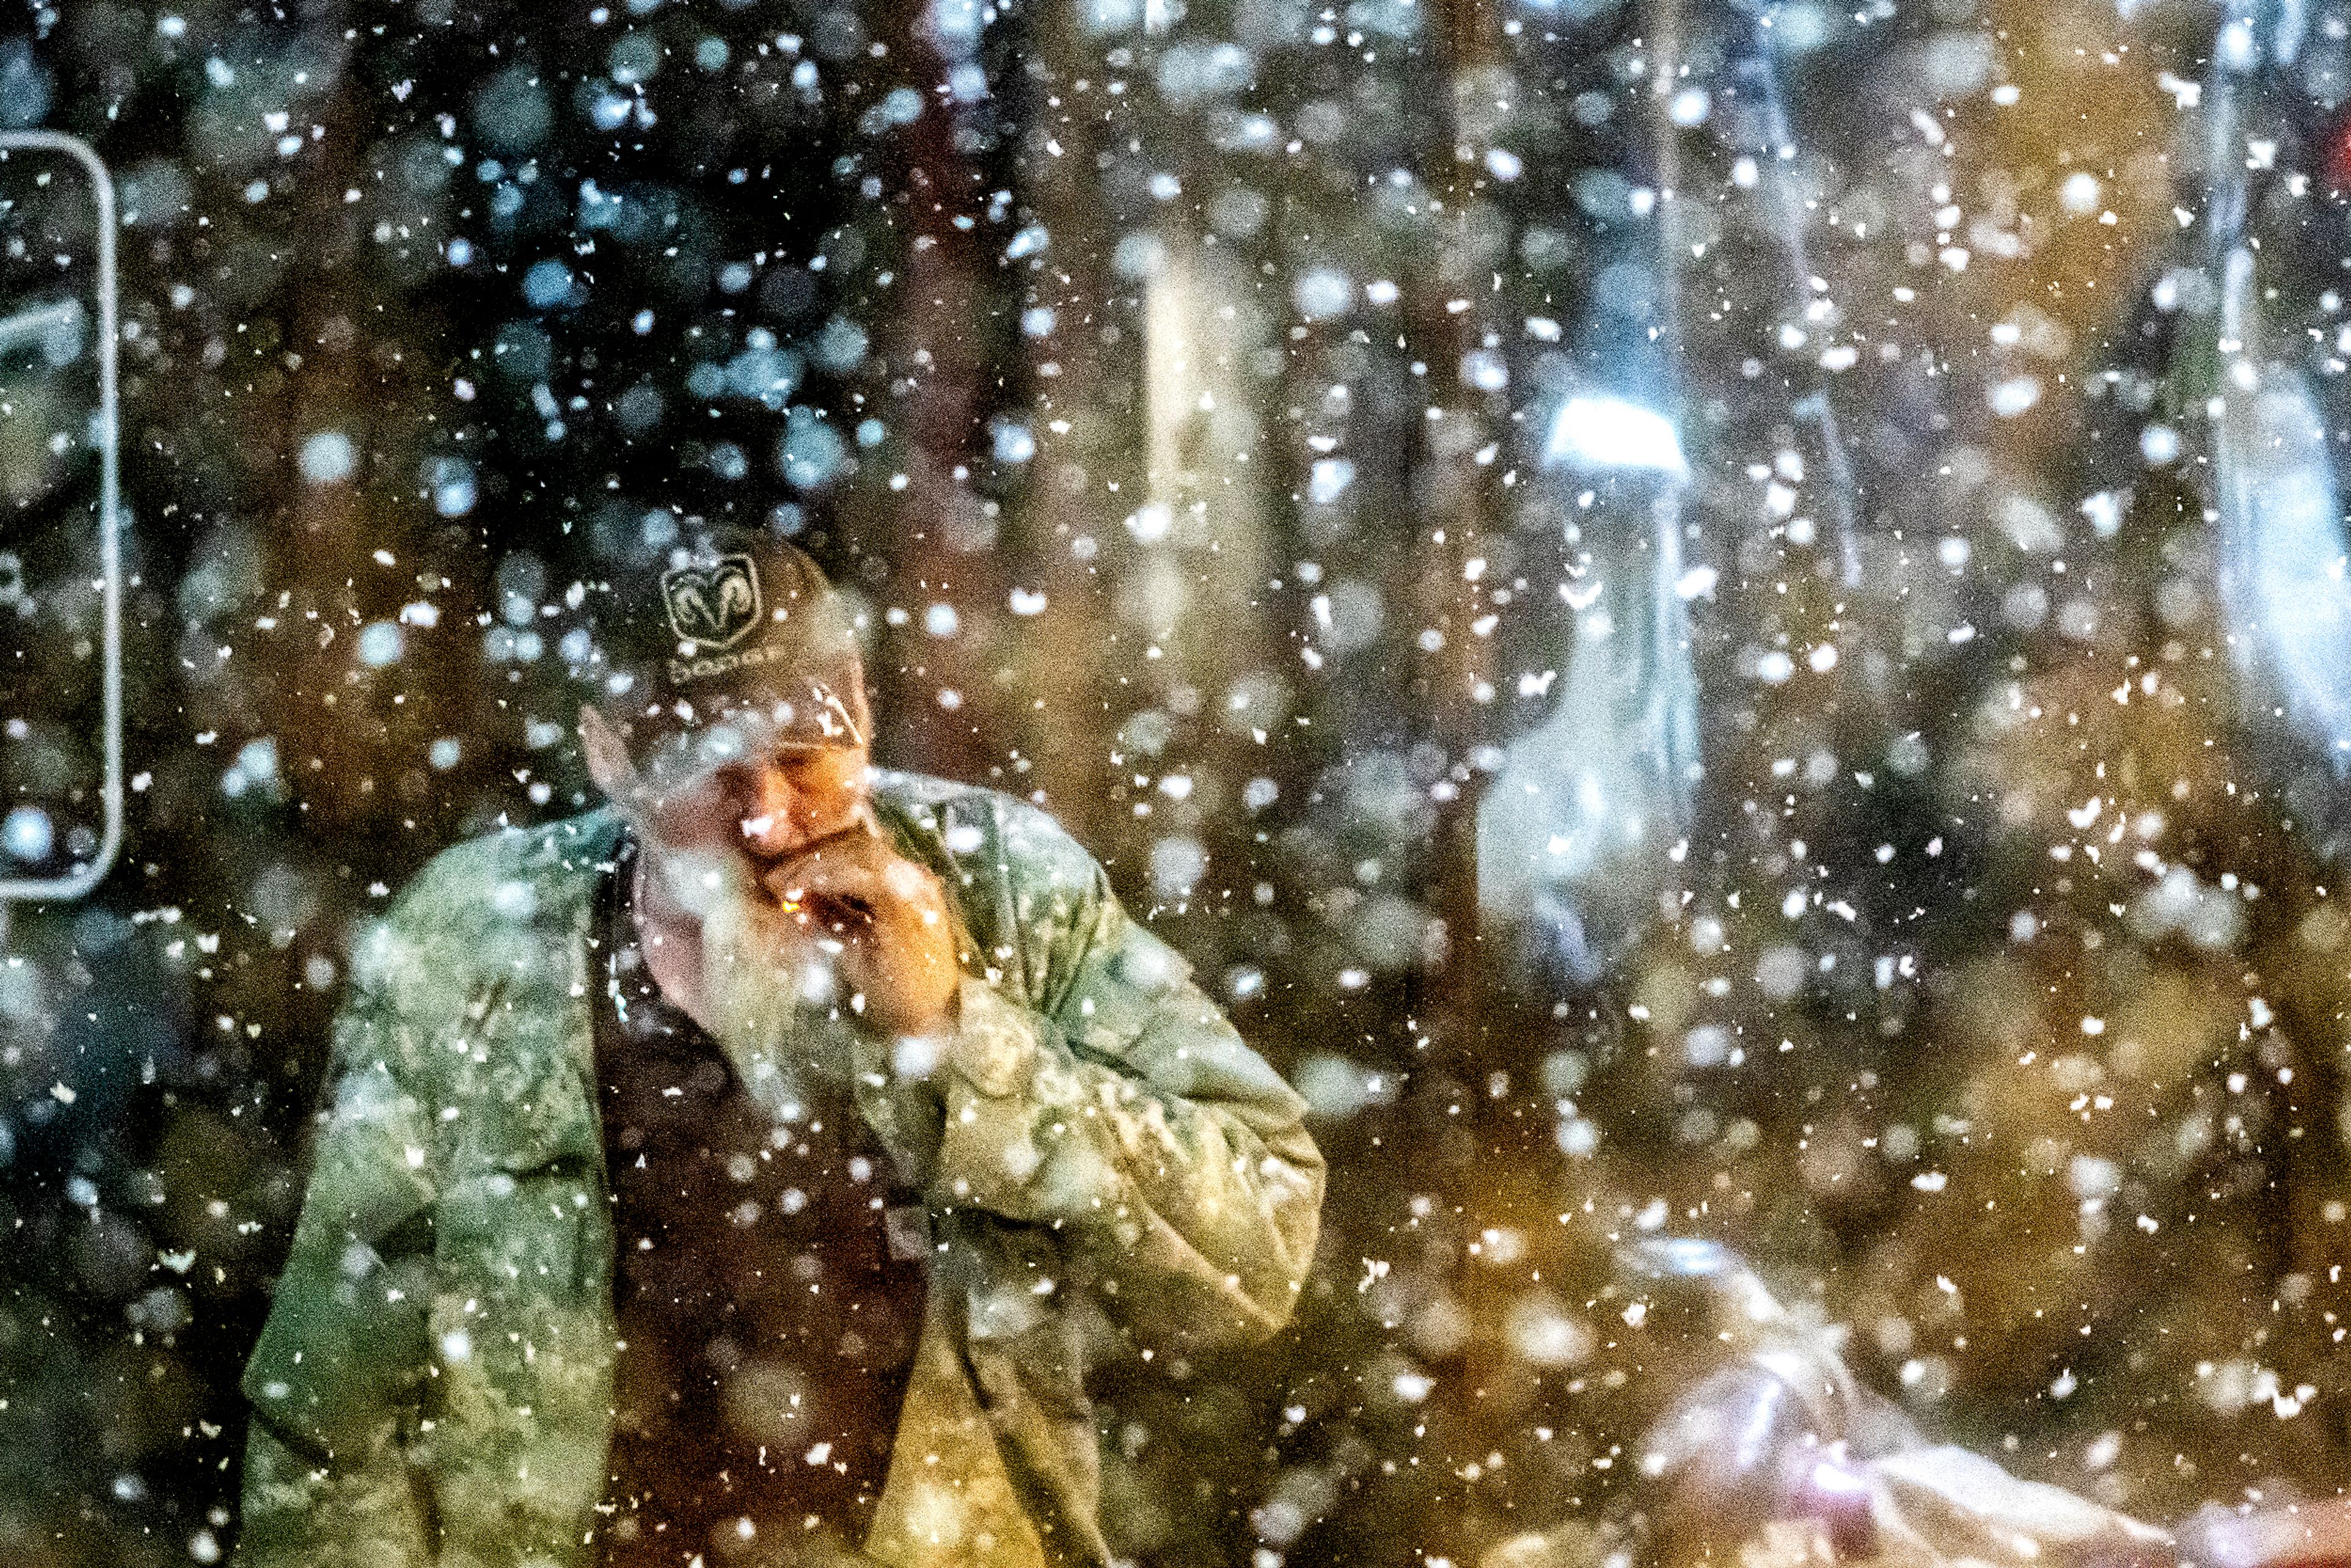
[234,972,441,1566]
[923,800,1325,1354]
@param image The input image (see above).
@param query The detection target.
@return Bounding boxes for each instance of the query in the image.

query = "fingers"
[718,842,959,1036]
[770,855,885,903]
[763,861,883,935]
[765,843,946,927]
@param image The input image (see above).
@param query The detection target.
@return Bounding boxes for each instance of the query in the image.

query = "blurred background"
[2,0,2350,1562]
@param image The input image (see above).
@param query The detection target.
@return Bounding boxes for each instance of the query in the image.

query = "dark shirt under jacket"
[591,837,928,1568]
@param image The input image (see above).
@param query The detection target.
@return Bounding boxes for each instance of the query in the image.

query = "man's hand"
[762,833,961,1038]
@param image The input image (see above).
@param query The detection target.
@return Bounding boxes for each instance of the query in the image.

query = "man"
[232,525,1326,1568]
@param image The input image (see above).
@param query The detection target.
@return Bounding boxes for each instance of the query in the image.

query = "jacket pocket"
[435,1162,601,1305]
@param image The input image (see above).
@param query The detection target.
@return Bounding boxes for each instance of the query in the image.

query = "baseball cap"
[587,522,871,790]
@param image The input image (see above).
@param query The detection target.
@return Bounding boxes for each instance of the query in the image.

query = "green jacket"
[234,775,1325,1568]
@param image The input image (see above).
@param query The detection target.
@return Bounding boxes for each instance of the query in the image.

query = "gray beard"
[630,827,856,1117]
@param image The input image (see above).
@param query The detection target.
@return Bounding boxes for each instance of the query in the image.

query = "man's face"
[637,738,874,873]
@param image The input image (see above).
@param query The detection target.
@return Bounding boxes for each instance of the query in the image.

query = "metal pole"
[0,130,124,908]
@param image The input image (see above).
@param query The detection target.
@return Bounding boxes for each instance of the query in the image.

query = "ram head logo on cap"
[661,555,762,650]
